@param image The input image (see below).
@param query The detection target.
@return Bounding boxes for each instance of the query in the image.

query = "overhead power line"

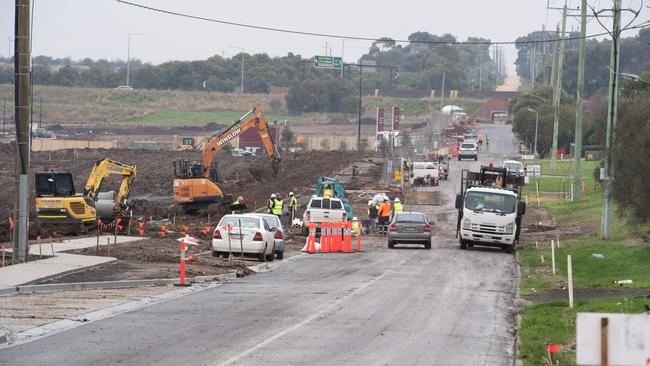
[115,0,650,46]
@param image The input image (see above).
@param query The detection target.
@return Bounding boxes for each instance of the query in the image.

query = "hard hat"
[238,196,244,202]
[289,192,294,196]
[352,217,358,221]
[271,193,276,199]
[368,200,373,205]
[394,197,400,202]
[383,198,389,202]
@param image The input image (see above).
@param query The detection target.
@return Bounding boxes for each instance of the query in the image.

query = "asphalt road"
[0,124,519,366]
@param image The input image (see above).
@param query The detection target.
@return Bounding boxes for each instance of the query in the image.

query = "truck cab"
[455,167,526,254]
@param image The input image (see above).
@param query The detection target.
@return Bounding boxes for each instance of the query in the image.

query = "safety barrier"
[304,221,363,254]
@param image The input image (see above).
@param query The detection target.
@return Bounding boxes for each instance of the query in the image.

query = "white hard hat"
[271,193,276,198]
[394,197,400,202]
[353,217,358,221]
[368,200,373,205]
[289,192,294,196]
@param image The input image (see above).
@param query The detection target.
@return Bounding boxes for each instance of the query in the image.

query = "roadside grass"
[522,159,600,195]
[519,297,648,366]
[127,109,298,125]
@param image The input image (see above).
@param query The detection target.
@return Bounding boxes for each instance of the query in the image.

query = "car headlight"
[462,218,471,229]
[505,222,514,234]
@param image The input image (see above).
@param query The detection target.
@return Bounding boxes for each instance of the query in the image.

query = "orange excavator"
[172,107,281,213]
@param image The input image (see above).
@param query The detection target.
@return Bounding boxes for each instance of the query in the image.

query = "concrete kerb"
[0,271,238,297]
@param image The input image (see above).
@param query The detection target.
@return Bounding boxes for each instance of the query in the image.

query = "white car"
[458,141,478,161]
[251,213,285,260]
[212,214,276,262]
[500,160,526,177]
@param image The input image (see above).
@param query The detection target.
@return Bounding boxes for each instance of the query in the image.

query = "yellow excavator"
[173,106,281,212]
[35,159,137,231]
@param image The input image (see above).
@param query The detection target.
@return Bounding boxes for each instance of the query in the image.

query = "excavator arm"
[83,159,137,218]
[201,106,281,178]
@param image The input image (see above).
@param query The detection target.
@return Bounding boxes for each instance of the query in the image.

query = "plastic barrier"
[306,222,317,254]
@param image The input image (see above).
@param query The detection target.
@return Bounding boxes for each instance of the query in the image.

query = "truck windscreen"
[465,191,516,214]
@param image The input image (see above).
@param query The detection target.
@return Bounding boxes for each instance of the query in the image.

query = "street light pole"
[357,64,362,151]
[551,2,568,172]
[527,107,539,157]
[572,0,587,201]
[230,46,245,94]
[126,33,142,87]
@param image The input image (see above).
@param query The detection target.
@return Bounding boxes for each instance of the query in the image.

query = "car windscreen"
[461,144,475,148]
[394,213,426,223]
[219,217,260,229]
[504,162,522,171]
[465,191,517,214]
[309,199,322,209]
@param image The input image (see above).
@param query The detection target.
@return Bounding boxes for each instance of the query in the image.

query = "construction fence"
[32,139,119,151]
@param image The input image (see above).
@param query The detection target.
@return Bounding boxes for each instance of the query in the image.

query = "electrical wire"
[115,0,650,46]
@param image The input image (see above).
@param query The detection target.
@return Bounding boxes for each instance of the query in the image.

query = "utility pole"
[479,52,483,91]
[551,2,567,172]
[357,65,363,151]
[13,0,30,263]
[3,96,6,135]
[572,0,587,201]
[126,33,142,87]
[230,46,245,94]
[440,72,446,110]
[602,0,622,239]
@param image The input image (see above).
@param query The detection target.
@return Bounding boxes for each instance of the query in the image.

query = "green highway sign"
[313,55,342,70]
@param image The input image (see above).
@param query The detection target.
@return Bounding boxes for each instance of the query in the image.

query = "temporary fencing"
[303,221,363,254]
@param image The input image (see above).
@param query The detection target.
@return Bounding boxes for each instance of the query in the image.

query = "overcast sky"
[0,0,646,74]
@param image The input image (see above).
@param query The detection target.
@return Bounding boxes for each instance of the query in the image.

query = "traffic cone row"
[304,221,363,254]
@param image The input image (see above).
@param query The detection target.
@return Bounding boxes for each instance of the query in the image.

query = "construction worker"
[322,184,333,198]
[268,193,276,214]
[393,197,403,218]
[231,196,245,214]
[378,198,392,235]
[351,217,361,236]
[273,193,283,220]
[367,200,378,234]
[288,192,298,225]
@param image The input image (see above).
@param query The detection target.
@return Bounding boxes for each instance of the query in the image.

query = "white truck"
[302,196,347,236]
[455,166,526,254]
[409,161,440,186]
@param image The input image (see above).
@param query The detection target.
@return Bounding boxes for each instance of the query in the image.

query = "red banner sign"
[376,107,385,132]
[392,106,400,131]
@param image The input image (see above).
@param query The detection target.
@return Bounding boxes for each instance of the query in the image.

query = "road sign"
[313,56,342,70]
[577,312,650,365]
[392,106,400,131]
[376,107,385,132]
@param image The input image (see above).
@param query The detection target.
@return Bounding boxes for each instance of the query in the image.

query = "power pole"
[440,71,446,110]
[602,0,622,239]
[572,0,587,201]
[357,65,363,151]
[551,2,567,172]
[13,0,31,263]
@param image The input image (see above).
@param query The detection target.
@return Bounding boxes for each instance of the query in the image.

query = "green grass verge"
[522,160,600,195]
[519,297,648,366]
[127,109,298,125]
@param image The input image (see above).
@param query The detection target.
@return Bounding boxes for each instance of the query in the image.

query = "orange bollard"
[174,238,190,287]
[344,221,352,253]
[307,222,317,254]
[321,222,330,253]
[356,229,363,252]
[138,221,145,235]
[334,221,342,252]
[160,224,167,237]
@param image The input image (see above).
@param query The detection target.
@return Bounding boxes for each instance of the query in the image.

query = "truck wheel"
[505,244,516,254]
[388,241,395,249]
[459,239,468,250]
[424,241,431,249]
[222,252,230,259]
[212,251,220,257]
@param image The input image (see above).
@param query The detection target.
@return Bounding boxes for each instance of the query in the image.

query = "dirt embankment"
[0,144,360,242]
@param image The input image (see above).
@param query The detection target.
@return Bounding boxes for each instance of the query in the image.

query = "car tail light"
[342,212,346,221]
[274,230,283,239]
[213,230,222,239]
[423,224,431,232]
[389,224,397,232]
[305,211,311,221]
[252,232,263,241]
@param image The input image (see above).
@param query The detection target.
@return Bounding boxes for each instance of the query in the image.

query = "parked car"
[500,160,526,177]
[212,214,275,262]
[302,196,347,236]
[387,212,433,249]
[458,141,478,161]
[251,213,285,259]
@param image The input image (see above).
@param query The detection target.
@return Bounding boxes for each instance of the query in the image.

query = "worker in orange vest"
[378,198,392,236]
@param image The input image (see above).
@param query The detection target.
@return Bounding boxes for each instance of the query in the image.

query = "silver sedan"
[387,212,433,249]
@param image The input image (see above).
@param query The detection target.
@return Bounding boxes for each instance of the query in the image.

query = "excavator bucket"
[95,191,117,220]
[248,158,280,181]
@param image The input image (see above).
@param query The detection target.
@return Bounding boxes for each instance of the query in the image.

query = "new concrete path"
[0,236,146,288]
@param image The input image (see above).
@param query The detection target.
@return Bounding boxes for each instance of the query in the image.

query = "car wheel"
[212,251,219,257]
[458,157,461,161]
[424,241,431,249]
[388,240,395,249]
[460,239,468,250]
[474,156,478,161]
[276,250,284,260]
[266,252,275,261]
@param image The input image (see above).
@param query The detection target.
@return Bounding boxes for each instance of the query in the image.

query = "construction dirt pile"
[0,144,361,241]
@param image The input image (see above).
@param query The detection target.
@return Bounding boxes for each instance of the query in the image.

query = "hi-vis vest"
[393,202,403,213]
[273,199,283,215]
[351,221,360,235]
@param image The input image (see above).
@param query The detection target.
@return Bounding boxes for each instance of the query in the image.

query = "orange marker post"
[334,221,342,252]
[175,238,190,287]
[321,222,330,253]
[344,221,352,253]
[356,228,363,252]
[307,222,317,254]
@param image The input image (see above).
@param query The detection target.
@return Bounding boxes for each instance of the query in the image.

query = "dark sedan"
[388,212,433,249]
